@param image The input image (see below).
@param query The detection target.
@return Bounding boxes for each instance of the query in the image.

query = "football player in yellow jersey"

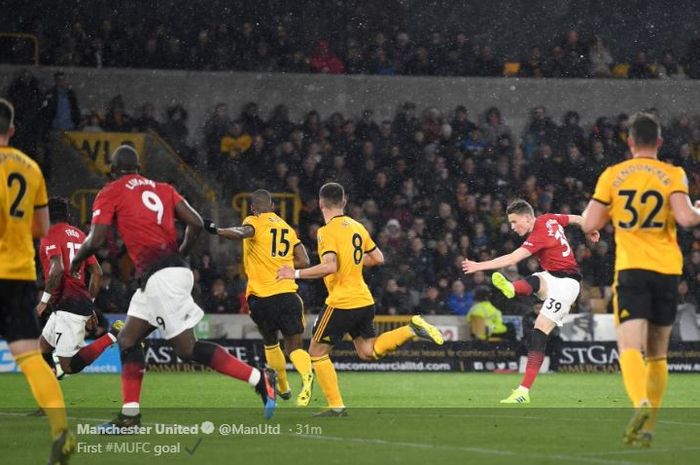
[277,182,444,416]
[583,112,700,446]
[204,189,315,406]
[0,98,75,464]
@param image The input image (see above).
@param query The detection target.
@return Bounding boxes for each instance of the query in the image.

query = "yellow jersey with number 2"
[317,215,377,309]
[592,157,687,275]
[0,147,48,280]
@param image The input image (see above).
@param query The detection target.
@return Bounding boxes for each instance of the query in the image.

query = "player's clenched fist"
[277,266,295,280]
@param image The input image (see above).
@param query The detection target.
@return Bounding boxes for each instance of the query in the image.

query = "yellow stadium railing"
[232,192,301,226]
[70,189,99,225]
[0,33,39,65]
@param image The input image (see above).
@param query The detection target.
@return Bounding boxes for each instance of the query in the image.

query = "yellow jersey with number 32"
[592,157,687,275]
[317,215,377,309]
[242,212,300,298]
[0,147,48,280]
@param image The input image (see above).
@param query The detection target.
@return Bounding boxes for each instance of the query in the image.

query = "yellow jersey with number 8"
[317,215,377,309]
[592,157,687,275]
[0,147,48,280]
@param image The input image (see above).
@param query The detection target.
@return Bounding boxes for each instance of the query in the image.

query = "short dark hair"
[0,99,15,135]
[506,199,534,216]
[48,197,69,223]
[629,112,661,147]
[319,182,345,207]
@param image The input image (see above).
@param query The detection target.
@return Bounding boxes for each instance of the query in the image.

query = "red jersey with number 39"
[39,222,97,304]
[521,214,579,274]
[91,174,183,276]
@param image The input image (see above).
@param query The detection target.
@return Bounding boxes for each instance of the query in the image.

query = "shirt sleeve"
[34,170,48,208]
[42,238,61,259]
[670,167,690,195]
[91,188,115,226]
[317,227,337,257]
[363,227,377,253]
[553,214,570,227]
[242,216,257,236]
[592,168,613,205]
[86,255,98,266]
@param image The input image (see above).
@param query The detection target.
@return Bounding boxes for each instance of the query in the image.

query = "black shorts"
[312,304,376,345]
[247,292,305,338]
[53,297,94,317]
[0,279,41,343]
[615,269,679,326]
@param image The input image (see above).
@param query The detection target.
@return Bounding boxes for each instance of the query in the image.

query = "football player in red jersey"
[462,199,599,404]
[37,197,121,379]
[70,146,277,428]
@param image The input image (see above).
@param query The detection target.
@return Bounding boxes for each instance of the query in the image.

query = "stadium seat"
[503,62,520,77]
[612,63,629,78]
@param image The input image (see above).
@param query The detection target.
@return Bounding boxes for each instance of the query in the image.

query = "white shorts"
[533,271,581,327]
[127,267,204,340]
[41,311,89,357]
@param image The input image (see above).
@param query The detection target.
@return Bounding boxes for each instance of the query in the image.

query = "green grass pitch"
[2,372,700,465]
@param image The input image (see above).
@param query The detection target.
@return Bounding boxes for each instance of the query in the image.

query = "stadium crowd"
[4,70,700,322]
[4,14,700,79]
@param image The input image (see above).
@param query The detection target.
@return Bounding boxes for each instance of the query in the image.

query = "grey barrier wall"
[2,65,700,143]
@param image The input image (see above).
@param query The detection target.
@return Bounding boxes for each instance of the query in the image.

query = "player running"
[0,98,75,464]
[204,189,315,407]
[277,182,444,416]
[462,199,599,404]
[70,145,277,428]
[582,112,700,446]
[37,197,122,379]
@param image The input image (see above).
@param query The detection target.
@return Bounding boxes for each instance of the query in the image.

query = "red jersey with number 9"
[39,222,97,305]
[521,214,580,274]
[91,174,183,276]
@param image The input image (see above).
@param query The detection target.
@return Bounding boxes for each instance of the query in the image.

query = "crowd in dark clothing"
[7,71,700,317]
[4,16,700,79]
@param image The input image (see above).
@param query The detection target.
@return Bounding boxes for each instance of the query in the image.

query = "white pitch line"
[581,446,700,457]
[288,432,654,465]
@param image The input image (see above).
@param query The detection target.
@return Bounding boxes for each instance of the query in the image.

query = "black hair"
[319,182,345,207]
[48,197,69,223]
[629,112,661,147]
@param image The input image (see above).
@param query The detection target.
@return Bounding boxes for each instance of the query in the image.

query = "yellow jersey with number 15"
[317,215,377,309]
[242,212,300,298]
[592,157,687,275]
[0,147,48,280]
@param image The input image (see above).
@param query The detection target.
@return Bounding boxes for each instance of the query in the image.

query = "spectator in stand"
[561,30,589,78]
[447,279,473,315]
[133,103,162,134]
[523,105,559,153]
[239,102,266,136]
[371,47,396,75]
[420,286,449,315]
[81,110,105,132]
[40,71,80,132]
[447,32,475,75]
[519,46,545,78]
[204,103,232,171]
[405,46,436,76]
[310,40,345,74]
[627,50,657,79]
[161,104,196,165]
[379,278,409,315]
[5,69,43,155]
[473,45,502,77]
[657,49,687,79]
[93,262,128,313]
[451,105,477,143]
[204,278,241,314]
[544,45,566,77]
[588,36,614,77]
[482,107,512,147]
[557,111,586,151]
[103,95,133,132]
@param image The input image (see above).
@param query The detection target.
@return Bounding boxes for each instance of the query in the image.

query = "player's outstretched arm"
[87,261,103,300]
[364,247,384,267]
[581,200,610,234]
[36,255,63,316]
[277,252,337,280]
[462,247,531,274]
[70,224,109,275]
[293,243,311,269]
[174,200,203,256]
[670,193,700,228]
[566,214,600,243]
[203,216,255,240]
